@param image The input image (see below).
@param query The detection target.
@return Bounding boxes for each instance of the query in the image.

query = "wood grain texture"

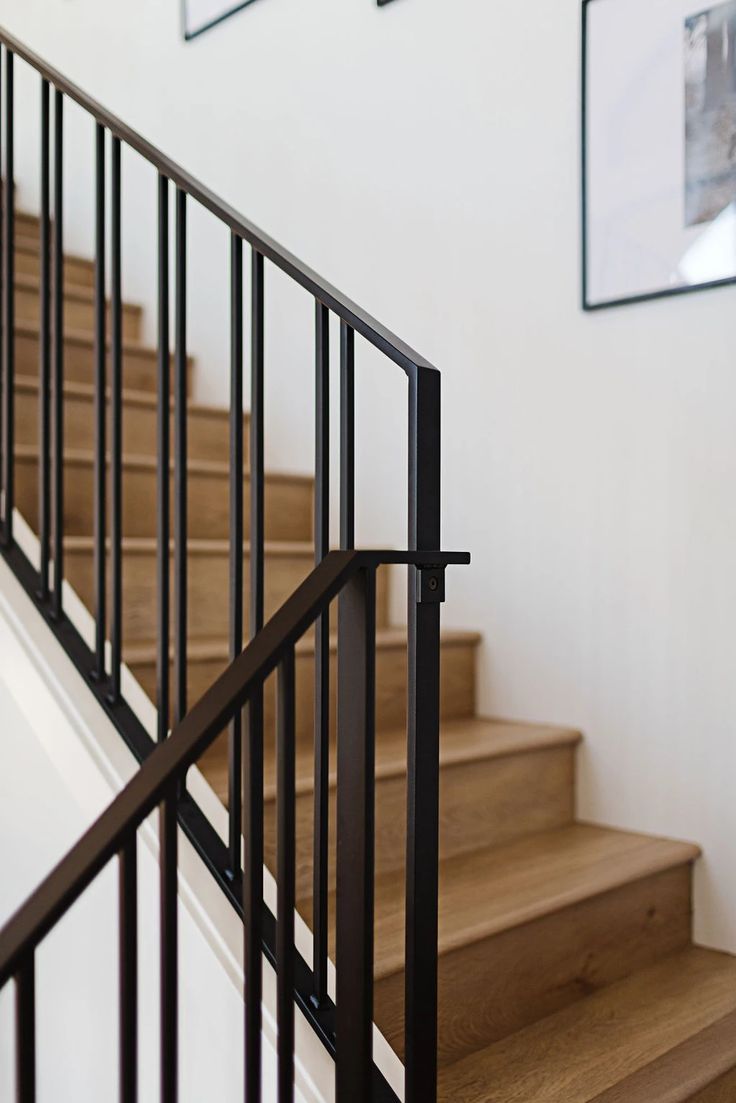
[591,1008,736,1102]
[438,948,736,1103]
[689,1070,736,1103]
[370,824,699,977]
[197,719,578,901]
[15,274,142,341]
[15,321,193,395]
[13,210,45,241]
[63,537,389,639]
[127,628,479,734]
[369,826,697,1065]
[202,717,579,802]
[15,446,313,542]
[15,233,94,287]
[16,374,249,463]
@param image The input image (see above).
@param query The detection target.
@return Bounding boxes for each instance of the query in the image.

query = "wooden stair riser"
[64,546,389,641]
[16,379,249,463]
[16,239,95,288]
[15,452,313,542]
[264,742,576,902]
[129,637,477,738]
[15,281,141,342]
[15,325,193,395]
[374,863,693,1068]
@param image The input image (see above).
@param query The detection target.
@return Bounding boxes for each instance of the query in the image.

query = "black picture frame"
[581,0,736,311]
[182,0,260,41]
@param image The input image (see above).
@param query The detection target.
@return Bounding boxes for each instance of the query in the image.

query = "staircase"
[2,29,736,1103]
[8,206,736,1101]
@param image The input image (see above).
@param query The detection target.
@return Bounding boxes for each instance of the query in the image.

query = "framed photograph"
[582,0,736,309]
[182,0,259,40]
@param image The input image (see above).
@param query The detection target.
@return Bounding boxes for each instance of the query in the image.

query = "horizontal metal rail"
[0,25,437,381]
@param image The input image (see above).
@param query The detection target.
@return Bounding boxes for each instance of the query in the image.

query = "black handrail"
[0,26,436,380]
[0,549,469,1093]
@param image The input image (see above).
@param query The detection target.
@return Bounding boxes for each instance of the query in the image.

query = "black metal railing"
[0,26,467,1103]
[0,550,469,1103]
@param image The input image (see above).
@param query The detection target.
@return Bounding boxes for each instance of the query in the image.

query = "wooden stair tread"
[64,535,314,557]
[437,947,736,1103]
[288,714,577,791]
[15,371,247,424]
[346,823,699,980]
[14,210,44,233]
[16,317,152,356]
[435,716,581,763]
[15,270,142,314]
[125,625,481,664]
[592,1006,736,1102]
[15,231,91,267]
[200,715,581,802]
[15,442,311,484]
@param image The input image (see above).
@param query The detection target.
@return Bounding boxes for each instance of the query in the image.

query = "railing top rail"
[0,548,468,986]
[0,25,438,381]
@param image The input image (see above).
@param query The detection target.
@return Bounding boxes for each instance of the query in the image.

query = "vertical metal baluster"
[277,648,296,1103]
[160,789,178,1103]
[404,367,441,1103]
[335,318,358,1097]
[15,955,36,1103]
[51,90,64,620]
[174,189,187,724]
[339,322,354,550]
[228,234,243,877]
[243,247,264,1103]
[92,123,106,681]
[250,249,264,633]
[37,79,51,599]
[0,46,3,507]
[2,50,14,548]
[312,301,330,1005]
[109,136,123,702]
[335,567,376,1103]
[157,174,170,743]
[119,835,138,1103]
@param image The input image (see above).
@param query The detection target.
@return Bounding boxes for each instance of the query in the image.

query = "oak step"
[15,446,313,543]
[593,1006,736,1102]
[315,823,699,1067]
[13,210,45,242]
[64,536,389,641]
[438,947,736,1103]
[16,374,249,463]
[15,274,142,342]
[200,717,580,904]
[127,627,479,737]
[15,320,193,395]
[15,233,95,288]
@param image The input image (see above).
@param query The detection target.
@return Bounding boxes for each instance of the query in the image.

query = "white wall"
[3,0,736,956]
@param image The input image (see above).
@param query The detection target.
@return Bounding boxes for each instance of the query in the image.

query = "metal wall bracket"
[416,565,445,604]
